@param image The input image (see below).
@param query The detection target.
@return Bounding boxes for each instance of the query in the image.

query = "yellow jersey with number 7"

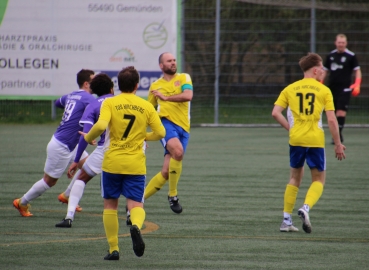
[99,93,165,174]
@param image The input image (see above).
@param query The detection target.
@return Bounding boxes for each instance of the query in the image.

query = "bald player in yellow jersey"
[144,52,193,214]
[272,53,345,234]
[81,66,165,260]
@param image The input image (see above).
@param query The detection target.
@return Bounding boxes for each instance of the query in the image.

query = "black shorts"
[329,85,352,111]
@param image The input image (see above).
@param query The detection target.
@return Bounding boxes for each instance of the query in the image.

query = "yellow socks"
[284,184,299,214]
[143,158,183,199]
[130,207,146,229]
[304,181,324,209]
[103,209,119,253]
[144,172,167,200]
[168,158,182,197]
[102,207,147,253]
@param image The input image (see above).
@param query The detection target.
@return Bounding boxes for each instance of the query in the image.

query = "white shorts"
[44,136,88,179]
[82,146,104,177]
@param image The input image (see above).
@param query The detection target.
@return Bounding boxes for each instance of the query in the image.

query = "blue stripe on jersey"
[181,84,193,91]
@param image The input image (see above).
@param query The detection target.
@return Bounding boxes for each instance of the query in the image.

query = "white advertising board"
[0,0,178,98]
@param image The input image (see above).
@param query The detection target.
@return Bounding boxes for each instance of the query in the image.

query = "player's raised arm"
[146,109,166,141]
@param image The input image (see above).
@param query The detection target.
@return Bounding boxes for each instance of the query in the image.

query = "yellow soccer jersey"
[99,93,165,174]
[148,73,193,132]
[274,78,335,147]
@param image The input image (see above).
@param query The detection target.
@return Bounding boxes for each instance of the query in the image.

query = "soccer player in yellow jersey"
[80,66,165,260]
[143,52,193,214]
[272,53,346,233]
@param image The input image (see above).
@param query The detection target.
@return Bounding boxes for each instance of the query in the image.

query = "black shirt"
[323,49,360,88]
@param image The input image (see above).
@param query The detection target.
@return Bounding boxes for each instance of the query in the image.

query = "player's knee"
[80,170,93,183]
[173,154,183,161]
[171,149,184,161]
[43,174,58,187]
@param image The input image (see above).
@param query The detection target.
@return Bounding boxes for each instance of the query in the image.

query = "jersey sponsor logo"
[109,48,135,63]
[67,94,82,100]
[330,62,343,71]
[143,21,168,49]
[97,97,107,103]
[0,58,59,69]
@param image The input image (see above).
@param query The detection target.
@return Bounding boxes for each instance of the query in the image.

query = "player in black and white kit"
[322,34,362,143]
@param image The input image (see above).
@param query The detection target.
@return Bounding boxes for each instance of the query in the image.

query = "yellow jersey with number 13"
[148,73,193,133]
[274,78,335,147]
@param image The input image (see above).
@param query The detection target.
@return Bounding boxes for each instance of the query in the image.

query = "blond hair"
[336,33,347,40]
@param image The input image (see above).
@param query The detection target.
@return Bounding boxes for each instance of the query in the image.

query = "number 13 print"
[296,93,315,115]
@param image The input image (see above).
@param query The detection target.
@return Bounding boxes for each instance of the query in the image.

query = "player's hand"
[78,131,97,145]
[350,78,361,97]
[67,162,78,179]
[351,85,360,96]
[334,144,346,161]
[151,90,168,101]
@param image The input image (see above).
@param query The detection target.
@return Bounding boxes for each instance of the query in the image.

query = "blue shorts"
[289,145,326,172]
[160,118,190,156]
[101,171,145,202]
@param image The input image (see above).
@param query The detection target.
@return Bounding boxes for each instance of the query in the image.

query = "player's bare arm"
[326,110,346,160]
[354,68,362,80]
[67,162,78,179]
[271,105,290,131]
[66,158,87,179]
[334,144,346,161]
[152,89,193,102]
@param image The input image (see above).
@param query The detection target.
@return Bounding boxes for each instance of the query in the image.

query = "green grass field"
[1,97,369,125]
[1,124,368,269]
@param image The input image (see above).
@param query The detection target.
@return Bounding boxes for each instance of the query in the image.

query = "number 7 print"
[121,114,135,140]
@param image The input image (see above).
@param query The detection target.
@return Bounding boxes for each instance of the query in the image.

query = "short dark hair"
[77,69,94,88]
[117,66,139,93]
[299,53,322,72]
[158,52,169,64]
[90,73,113,97]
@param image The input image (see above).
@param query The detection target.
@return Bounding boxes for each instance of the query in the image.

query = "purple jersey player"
[56,73,114,228]
[55,89,98,210]
[13,69,95,217]
[54,90,97,151]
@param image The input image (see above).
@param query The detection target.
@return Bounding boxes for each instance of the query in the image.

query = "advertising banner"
[0,0,177,98]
